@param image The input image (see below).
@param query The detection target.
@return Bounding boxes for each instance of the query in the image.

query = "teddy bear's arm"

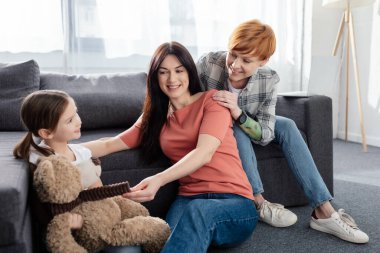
[46,213,87,253]
[112,196,149,219]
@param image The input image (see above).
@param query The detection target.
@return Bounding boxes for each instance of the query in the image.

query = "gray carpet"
[210,140,380,253]
[334,139,380,187]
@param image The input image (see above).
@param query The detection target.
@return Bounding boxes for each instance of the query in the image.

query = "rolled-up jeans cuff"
[313,197,334,210]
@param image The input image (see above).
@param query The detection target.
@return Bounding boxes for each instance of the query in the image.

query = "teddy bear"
[33,155,170,253]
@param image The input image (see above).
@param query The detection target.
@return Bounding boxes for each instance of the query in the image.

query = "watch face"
[239,113,247,124]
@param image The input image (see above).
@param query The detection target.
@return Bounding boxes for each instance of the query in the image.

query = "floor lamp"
[322,0,375,152]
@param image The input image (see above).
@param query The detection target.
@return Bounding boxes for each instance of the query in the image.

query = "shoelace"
[337,209,359,230]
[260,201,285,221]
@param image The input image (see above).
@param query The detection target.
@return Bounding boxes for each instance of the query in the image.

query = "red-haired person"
[196,19,368,244]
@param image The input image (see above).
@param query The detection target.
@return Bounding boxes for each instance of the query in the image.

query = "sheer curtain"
[0,0,63,53]
[96,0,172,58]
[0,0,309,91]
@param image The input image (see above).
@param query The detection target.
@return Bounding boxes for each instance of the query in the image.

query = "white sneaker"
[310,209,369,243]
[257,200,298,227]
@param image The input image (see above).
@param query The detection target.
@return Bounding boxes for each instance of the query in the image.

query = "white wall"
[312,0,380,148]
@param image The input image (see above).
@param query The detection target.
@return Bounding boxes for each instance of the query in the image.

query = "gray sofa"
[0,60,333,253]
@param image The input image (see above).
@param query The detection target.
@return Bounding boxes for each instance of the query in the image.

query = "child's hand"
[68,213,83,230]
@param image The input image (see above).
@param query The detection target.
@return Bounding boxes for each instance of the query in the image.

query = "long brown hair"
[13,90,71,162]
[140,41,202,161]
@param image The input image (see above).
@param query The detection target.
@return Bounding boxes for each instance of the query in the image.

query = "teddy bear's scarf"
[49,181,131,215]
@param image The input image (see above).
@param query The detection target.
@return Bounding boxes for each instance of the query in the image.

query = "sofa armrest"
[0,133,32,249]
[276,95,334,196]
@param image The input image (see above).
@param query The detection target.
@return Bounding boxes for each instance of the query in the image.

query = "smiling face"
[50,98,82,142]
[226,50,268,89]
[157,54,190,101]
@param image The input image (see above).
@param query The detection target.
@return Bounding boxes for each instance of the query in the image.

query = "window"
[0,0,310,91]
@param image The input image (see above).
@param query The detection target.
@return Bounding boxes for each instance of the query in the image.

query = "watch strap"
[235,111,247,125]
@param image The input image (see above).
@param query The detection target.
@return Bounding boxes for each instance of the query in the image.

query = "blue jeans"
[233,116,333,209]
[162,193,258,253]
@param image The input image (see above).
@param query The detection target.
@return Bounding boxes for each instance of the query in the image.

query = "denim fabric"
[234,116,333,209]
[232,123,262,194]
[162,193,258,253]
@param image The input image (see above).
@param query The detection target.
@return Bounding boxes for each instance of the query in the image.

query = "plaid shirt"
[196,51,279,146]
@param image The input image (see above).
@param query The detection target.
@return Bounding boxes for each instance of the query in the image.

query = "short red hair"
[228,19,276,60]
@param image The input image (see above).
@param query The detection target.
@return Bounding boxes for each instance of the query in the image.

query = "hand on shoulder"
[212,90,241,119]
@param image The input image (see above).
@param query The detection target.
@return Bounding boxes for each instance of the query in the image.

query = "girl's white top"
[29,141,101,189]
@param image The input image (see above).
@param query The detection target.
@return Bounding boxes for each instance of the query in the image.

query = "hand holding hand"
[212,91,241,119]
[68,213,83,230]
[122,175,163,203]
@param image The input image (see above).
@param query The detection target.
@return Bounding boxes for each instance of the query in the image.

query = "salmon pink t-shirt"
[119,90,253,200]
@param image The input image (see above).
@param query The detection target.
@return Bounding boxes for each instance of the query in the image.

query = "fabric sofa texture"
[0,60,40,130]
[0,60,333,253]
[40,73,146,130]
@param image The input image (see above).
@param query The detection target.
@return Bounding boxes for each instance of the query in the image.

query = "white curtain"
[0,0,309,91]
[96,0,172,58]
[94,0,307,90]
[0,0,63,53]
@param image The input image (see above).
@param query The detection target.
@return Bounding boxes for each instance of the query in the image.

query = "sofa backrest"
[0,59,147,131]
[0,60,40,131]
[40,72,147,130]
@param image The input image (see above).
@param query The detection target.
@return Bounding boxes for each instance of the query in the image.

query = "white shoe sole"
[310,220,369,244]
[260,216,297,228]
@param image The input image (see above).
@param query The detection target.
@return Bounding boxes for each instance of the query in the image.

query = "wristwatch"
[235,111,248,125]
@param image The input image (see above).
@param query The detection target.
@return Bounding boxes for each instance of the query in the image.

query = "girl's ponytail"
[13,132,54,161]
[13,131,35,160]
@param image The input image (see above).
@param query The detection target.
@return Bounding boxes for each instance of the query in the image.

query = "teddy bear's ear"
[34,155,82,204]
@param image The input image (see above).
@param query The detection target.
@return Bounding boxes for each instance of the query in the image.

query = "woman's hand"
[68,213,83,230]
[212,91,241,119]
[122,174,164,203]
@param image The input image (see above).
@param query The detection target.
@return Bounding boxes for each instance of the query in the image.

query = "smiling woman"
[226,51,268,89]
[140,42,203,161]
[157,55,191,104]
[79,41,258,252]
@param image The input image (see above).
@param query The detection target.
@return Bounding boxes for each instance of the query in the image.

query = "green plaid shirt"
[196,51,280,146]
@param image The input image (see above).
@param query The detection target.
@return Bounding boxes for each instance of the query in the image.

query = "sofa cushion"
[0,60,40,130]
[40,72,147,130]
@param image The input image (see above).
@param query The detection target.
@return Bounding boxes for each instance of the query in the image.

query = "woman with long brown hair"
[84,41,258,252]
